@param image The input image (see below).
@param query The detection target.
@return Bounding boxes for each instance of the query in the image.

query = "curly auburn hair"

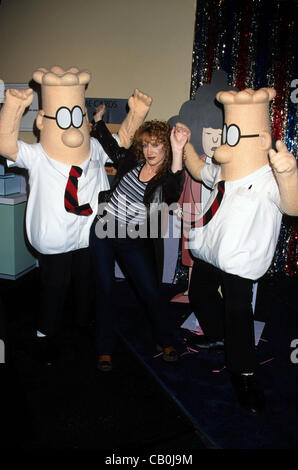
[132,120,172,179]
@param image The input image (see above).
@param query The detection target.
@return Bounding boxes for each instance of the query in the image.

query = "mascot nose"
[214,143,231,161]
[62,128,84,148]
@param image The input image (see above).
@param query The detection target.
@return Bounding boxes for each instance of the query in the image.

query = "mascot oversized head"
[33,66,91,165]
[214,88,276,180]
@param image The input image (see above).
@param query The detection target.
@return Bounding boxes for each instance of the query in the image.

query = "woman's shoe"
[162,346,179,362]
[97,355,112,372]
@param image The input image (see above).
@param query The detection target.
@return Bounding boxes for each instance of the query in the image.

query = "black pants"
[38,248,93,338]
[189,259,256,374]
[89,218,172,355]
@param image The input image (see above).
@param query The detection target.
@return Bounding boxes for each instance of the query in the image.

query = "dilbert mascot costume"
[180,88,298,415]
[0,66,151,365]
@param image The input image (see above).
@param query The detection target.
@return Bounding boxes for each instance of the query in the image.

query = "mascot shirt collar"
[208,163,273,191]
[38,143,92,178]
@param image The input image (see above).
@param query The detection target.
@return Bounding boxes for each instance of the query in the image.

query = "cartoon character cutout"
[169,70,236,293]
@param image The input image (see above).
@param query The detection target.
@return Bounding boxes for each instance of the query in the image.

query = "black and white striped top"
[105,163,148,225]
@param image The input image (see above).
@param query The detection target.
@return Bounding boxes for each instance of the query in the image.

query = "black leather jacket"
[92,120,185,213]
[92,120,185,284]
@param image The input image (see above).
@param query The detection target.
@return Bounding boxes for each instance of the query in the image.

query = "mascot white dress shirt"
[7,136,118,254]
[189,162,282,280]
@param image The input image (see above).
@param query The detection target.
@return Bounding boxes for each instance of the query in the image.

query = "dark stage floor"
[0,269,207,452]
[0,267,297,452]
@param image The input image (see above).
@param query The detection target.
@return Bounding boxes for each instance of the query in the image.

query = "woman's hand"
[94,103,106,122]
[170,125,191,153]
[170,125,191,173]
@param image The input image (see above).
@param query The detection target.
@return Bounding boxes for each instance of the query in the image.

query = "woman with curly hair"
[90,107,189,371]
